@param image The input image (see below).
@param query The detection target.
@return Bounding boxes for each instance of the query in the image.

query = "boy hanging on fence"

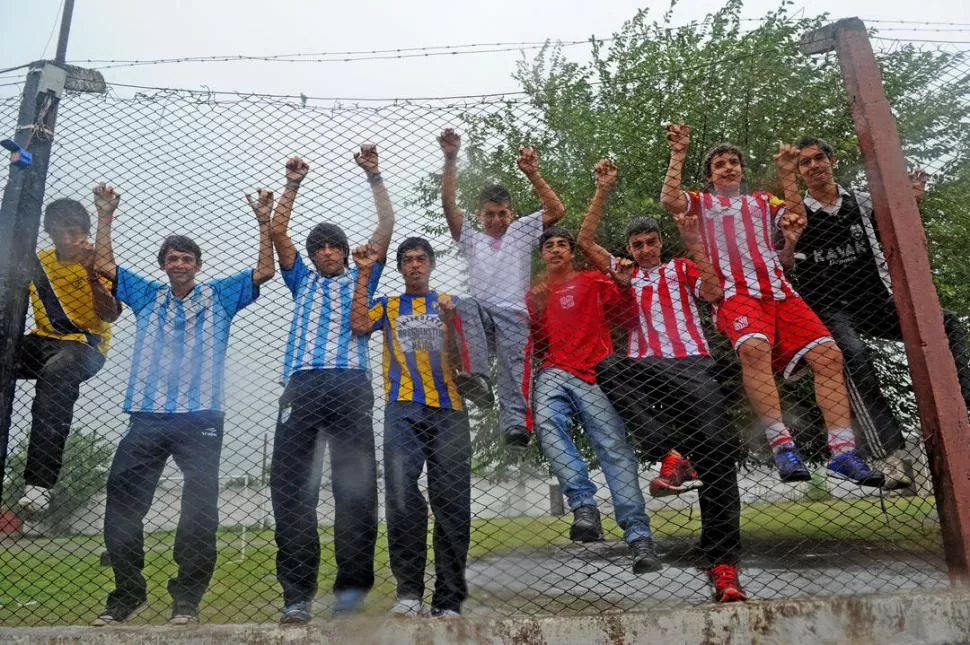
[578,159,745,602]
[786,136,970,490]
[91,183,275,626]
[526,225,661,574]
[14,196,122,514]
[439,128,565,447]
[351,237,472,618]
[660,123,885,488]
[268,146,394,624]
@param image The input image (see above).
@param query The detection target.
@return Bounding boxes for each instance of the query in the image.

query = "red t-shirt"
[526,271,634,383]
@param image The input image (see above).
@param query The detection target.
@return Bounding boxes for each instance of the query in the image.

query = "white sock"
[827,426,856,456]
[764,421,795,454]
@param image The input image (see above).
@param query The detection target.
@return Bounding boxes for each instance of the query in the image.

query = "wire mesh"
[0,20,967,627]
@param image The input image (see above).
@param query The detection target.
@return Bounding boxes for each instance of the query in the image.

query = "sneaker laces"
[776,449,801,468]
[710,564,740,590]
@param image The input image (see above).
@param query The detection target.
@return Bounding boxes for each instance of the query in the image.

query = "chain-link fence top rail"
[0,8,967,626]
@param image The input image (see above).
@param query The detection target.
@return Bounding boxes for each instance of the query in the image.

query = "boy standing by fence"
[660,124,884,488]
[527,225,661,573]
[267,147,394,624]
[351,237,472,618]
[92,184,274,626]
[439,128,565,447]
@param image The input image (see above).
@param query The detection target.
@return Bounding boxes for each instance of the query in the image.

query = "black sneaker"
[455,373,494,409]
[629,537,662,573]
[280,600,312,625]
[503,425,532,448]
[91,599,145,626]
[168,600,199,625]
[569,505,603,542]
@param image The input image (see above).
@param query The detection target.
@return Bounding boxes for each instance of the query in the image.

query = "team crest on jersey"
[279,404,292,425]
[850,223,864,240]
[733,315,749,331]
[559,294,575,309]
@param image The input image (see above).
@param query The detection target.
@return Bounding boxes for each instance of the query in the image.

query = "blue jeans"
[384,401,471,612]
[533,368,652,544]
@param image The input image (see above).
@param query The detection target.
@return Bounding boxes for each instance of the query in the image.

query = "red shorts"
[716,295,834,379]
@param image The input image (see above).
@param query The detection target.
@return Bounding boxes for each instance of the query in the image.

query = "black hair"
[43,198,91,236]
[477,184,512,210]
[796,135,836,159]
[538,226,576,251]
[396,237,436,270]
[306,222,350,267]
[157,235,203,266]
[701,143,750,195]
[702,143,747,178]
[625,217,661,241]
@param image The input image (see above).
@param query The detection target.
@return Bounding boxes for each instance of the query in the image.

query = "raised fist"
[352,243,380,269]
[665,123,690,154]
[594,159,618,191]
[516,146,540,176]
[245,189,275,224]
[93,183,121,216]
[674,213,702,246]
[285,156,309,184]
[774,143,800,175]
[438,128,461,158]
[438,293,457,325]
[354,143,380,176]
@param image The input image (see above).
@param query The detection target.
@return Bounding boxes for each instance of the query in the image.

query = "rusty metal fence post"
[802,17,970,582]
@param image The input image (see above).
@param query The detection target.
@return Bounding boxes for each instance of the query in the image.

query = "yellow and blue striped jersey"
[368,291,463,411]
[29,248,114,355]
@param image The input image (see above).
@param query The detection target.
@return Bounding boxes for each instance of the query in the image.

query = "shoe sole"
[280,614,311,625]
[569,526,604,542]
[649,480,703,497]
[632,559,663,574]
[827,468,886,488]
[779,471,812,483]
[92,602,145,626]
[715,588,748,602]
[168,616,198,626]
[882,478,914,491]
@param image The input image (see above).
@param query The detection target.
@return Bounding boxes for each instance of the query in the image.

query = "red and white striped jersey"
[611,256,711,359]
[685,191,797,301]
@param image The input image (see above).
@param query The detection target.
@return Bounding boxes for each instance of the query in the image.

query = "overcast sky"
[2,0,968,101]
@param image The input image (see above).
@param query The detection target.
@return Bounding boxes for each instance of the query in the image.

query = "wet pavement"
[464,536,949,615]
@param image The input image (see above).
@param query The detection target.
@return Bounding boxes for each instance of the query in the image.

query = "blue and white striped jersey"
[116,266,258,413]
[281,253,383,382]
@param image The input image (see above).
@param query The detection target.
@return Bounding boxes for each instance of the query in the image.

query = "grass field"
[0,496,944,627]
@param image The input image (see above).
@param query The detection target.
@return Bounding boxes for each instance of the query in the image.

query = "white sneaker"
[874,454,914,491]
[17,485,51,513]
[389,597,424,617]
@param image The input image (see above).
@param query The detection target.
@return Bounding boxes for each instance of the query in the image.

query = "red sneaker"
[709,564,747,602]
[648,451,703,498]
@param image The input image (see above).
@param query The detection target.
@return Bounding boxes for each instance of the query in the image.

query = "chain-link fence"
[1,12,968,628]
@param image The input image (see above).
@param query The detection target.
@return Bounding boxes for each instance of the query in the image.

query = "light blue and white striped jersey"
[281,253,383,382]
[117,266,258,413]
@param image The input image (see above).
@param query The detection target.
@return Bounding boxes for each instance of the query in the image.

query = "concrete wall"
[3,589,969,644]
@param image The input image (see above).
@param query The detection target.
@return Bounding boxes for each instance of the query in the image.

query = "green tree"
[413,0,970,473]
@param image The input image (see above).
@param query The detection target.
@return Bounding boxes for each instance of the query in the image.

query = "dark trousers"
[597,354,742,566]
[818,299,970,458]
[384,401,471,612]
[15,334,105,488]
[103,411,223,608]
[270,369,378,605]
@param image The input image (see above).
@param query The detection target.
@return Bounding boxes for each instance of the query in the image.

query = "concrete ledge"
[3,590,970,645]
